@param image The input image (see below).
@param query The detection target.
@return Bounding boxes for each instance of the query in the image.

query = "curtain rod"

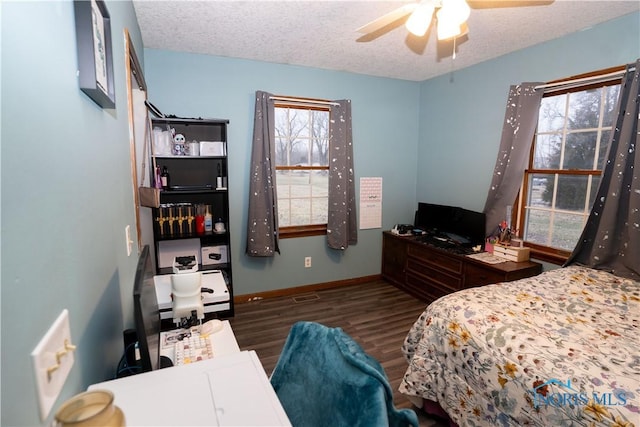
[534,67,634,93]
[270,95,340,107]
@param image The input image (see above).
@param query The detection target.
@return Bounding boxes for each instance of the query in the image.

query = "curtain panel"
[565,60,639,280]
[327,100,357,250]
[483,83,543,237]
[246,91,280,256]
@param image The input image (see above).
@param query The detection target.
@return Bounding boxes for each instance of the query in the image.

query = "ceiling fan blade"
[356,3,418,34]
[467,0,554,8]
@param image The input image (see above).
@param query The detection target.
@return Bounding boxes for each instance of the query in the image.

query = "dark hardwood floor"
[229,278,448,426]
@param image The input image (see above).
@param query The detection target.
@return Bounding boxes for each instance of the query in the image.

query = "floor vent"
[292,293,320,303]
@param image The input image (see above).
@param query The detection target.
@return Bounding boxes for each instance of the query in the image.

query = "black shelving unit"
[151,117,233,318]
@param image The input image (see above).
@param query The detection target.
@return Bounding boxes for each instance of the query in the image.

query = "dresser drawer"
[406,272,453,301]
[465,263,507,287]
[406,260,462,292]
[407,244,463,275]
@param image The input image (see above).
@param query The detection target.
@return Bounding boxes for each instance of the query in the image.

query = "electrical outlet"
[304,256,312,268]
[31,309,76,421]
[125,225,133,256]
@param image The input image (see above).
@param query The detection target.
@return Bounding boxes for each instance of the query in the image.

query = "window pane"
[563,131,597,170]
[291,139,310,165]
[278,201,291,226]
[312,197,328,224]
[567,89,601,130]
[311,110,329,139]
[276,170,292,198]
[290,198,311,226]
[311,170,328,197]
[533,134,561,169]
[598,130,611,170]
[550,212,586,250]
[289,171,311,197]
[528,174,554,207]
[556,175,588,211]
[311,110,329,166]
[524,208,551,245]
[589,175,601,207]
[275,136,287,165]
[290,109,310,136]
[538,95,566,133]
[312,137,329,166]
[275,109,288,138]
[602,85,620,126]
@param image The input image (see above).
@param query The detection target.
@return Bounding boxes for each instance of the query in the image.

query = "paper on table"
[466,252,507,264]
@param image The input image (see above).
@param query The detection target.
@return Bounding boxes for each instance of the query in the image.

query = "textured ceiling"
[132,0,639,81]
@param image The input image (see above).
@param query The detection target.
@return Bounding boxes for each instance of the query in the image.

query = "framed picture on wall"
[73,0,115,109]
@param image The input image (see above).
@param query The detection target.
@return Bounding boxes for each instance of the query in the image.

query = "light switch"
[31,309,76,421]
[125,225,133,257]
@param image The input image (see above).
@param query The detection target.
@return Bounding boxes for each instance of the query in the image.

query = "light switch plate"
[125,225,133,256]
[31,309,75,421]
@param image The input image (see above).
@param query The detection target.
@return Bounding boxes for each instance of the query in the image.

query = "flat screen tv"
[133,245,161,372]
[414,202,486,247]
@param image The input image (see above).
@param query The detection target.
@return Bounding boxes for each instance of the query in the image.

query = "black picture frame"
[74,0,116,109]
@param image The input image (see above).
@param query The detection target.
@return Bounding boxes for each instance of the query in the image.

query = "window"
[517,69,622,263]
[274,102,330,238]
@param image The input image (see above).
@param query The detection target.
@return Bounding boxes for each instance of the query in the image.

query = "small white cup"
[188,141,199,156]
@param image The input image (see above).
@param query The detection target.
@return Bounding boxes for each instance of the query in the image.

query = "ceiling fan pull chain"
[452,36,457,60]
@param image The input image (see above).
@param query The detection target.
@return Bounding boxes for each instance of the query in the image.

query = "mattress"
[399,266,640,426]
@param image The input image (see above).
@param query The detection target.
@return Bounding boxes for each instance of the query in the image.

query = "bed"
[399,265,640,427]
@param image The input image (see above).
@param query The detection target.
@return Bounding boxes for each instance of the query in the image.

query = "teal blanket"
[270,321,418,427]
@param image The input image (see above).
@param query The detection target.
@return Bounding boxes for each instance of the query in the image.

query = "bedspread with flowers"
[399,265,640,427]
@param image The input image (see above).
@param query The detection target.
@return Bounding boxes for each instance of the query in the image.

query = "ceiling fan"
[356,0,554,42]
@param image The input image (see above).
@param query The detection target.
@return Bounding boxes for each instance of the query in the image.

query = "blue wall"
[143,51,421,295]
[1,1,144,425]
[1,2,638,425]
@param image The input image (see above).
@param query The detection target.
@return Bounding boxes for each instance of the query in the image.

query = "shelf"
[151,117,229,125]
[154,155,227,160]
[156,231,228,241]
[160,188,226,195]
[157,263,230,276]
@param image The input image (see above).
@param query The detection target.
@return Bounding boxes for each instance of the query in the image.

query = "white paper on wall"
[359,177,382,229]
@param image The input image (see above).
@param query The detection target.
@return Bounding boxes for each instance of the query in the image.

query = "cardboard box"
[202,245,228,265]
[158,239,201,268]
[492,245,530,262]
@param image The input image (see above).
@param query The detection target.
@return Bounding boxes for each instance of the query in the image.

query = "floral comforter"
[399,266,640,427]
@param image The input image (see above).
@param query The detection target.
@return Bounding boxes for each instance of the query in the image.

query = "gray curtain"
[483,83,543,236]
[246,91,280,256]
[565,60,639,280]
[327,100,358,250]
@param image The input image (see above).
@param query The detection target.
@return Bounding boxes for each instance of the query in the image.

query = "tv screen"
[414,202,486,247]
[133,245,161,372]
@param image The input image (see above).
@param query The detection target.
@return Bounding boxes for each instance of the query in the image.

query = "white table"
[89,350,291,426]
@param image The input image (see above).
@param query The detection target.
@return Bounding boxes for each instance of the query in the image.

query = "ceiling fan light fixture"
[436,18,463,40]
[438,0,471,26]
[405,3,435,36]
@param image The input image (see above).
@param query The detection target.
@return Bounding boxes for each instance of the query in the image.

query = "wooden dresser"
[382,231,542,302]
